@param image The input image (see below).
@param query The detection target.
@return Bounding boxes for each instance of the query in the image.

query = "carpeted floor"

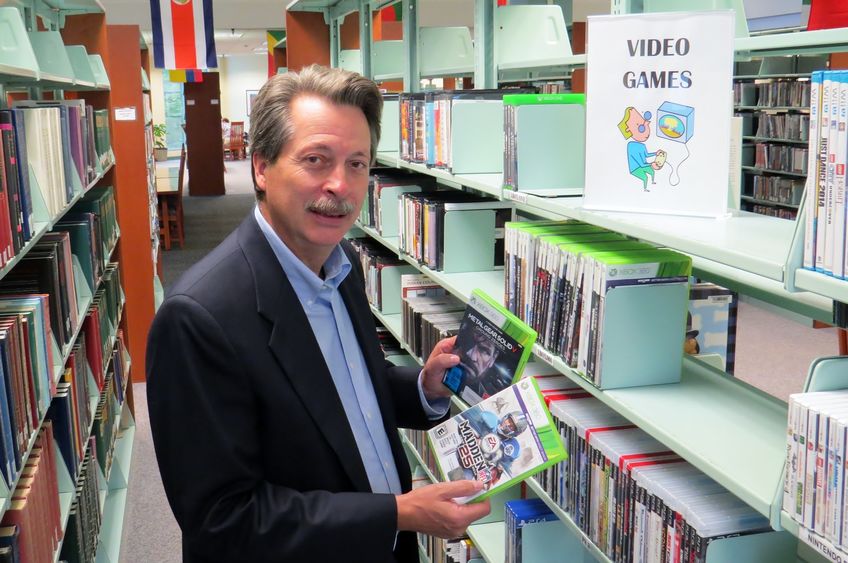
[121,157,838,562]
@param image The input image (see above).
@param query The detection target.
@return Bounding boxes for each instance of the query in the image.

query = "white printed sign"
[114,107,136,121]
[584,11,734,218]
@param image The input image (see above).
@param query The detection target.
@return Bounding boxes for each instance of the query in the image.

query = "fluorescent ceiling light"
[214,30,244,39]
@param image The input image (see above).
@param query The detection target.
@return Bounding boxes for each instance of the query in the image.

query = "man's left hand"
[421,335,459,401]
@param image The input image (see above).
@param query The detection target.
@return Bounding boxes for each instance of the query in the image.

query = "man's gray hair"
[249,65,383,200]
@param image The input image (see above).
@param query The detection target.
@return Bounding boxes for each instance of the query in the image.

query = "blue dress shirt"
[253,207,447,495]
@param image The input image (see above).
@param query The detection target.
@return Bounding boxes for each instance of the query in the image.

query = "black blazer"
[146,214,433,562]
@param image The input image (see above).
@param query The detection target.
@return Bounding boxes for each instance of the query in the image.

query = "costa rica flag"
[150,0,217,69]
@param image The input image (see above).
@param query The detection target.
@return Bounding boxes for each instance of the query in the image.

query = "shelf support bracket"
[359,0,372,79]
[402,0,418,92]
[474,0,495,89]
[328,10,340,68]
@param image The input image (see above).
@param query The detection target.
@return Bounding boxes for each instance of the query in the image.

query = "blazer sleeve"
[146,294,400,563]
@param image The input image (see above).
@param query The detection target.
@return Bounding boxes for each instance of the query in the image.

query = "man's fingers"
[434,335,458,354]
[437,479,484,499]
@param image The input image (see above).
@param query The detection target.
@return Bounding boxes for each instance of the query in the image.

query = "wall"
[219,54,267,131]
[150,67,165,127]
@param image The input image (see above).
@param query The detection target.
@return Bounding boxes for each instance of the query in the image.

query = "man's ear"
[252,152,268,193]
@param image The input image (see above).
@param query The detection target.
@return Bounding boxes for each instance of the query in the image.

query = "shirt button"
[366,412,372,420]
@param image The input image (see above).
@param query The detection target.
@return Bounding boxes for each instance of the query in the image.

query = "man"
[146,65,490,562]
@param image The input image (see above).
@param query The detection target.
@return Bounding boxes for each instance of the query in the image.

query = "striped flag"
[150,0,217,70]
[168,69,204,83]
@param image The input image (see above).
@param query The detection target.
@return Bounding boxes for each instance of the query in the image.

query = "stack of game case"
[441,289,537,405]
[541,394,771,562]
[348,237,410,312]
[398,191,512,272]
[504,498,558,563]
[504,220,691,387]
[427,376,567,504]
[784,390,848,555]
[401,293,464,362]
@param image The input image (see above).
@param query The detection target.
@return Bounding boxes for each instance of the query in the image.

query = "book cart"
[286,1,848,562]
[0,1,155,560]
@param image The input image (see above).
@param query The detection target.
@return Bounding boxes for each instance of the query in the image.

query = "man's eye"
[305,155,323,165]
[350,160,368,170]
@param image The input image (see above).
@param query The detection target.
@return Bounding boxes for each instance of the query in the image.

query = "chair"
[224,121,245,160]
[158,145,186,250]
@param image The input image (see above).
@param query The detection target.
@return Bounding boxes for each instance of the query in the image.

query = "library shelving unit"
[285,2,848,562]
[733,55,825,220]
[0,3,142,561]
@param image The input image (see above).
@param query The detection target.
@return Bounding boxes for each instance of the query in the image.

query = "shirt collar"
[253,206,351,302]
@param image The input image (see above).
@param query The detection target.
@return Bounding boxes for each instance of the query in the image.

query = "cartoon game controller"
[652,150,667,170]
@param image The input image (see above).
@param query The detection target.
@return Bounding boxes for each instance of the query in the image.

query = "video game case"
[428,376,566,504]
[442,289,537,405]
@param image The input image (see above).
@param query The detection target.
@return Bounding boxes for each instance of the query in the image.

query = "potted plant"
[153,123,168,161]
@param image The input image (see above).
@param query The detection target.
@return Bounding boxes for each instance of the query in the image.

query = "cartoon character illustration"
[617,107,666,191]
[445,408,530,487]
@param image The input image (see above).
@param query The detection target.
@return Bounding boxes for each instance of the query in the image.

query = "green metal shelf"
[735,28,848,57]
[735,73,811,80]
[524,478,609,563]
[793,268,848,305]
[96,419,135,563]
[531,346,787,525]
[356,222,504,304]
[742,166,807,178]
[736,106,810,113]
[742,136,808,145]
[375,152,503,199]
[740,195,800,209]
[509,192,794,282]
[400,434,436,484]
[466,522,504,563]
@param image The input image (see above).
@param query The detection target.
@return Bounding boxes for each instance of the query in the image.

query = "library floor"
[118,158,840,562]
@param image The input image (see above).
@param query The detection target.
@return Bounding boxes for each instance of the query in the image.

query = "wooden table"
[156,176,183,250]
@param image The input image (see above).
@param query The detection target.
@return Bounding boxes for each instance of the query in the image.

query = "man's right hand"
[396,480,492,538]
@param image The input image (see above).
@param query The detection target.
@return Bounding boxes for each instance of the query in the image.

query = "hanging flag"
[150,0,218,69]
[266,30,286,78]
[380,4,402,22]
[168,69,204,83]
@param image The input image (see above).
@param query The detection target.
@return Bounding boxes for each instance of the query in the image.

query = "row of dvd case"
[533,374,772,563]
[784,390,848,553]
[504,220,691,387]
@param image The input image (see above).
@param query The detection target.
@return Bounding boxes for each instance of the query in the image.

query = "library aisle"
[117,159,839,562]
[121,162,254,563]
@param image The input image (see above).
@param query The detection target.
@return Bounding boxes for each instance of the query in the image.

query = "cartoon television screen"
[655,101,694,143]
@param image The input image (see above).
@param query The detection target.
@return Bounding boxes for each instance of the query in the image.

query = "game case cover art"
[442,289,537,405]
[428,377,567,504]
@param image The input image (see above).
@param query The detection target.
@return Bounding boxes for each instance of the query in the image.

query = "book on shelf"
[442,288,537,405]
[427,376,567,504]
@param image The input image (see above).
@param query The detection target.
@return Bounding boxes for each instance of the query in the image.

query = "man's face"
[254,95,371,271]
[467,339,497,376]
[498,417,516,437]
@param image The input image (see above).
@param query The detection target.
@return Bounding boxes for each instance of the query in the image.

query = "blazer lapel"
[237,216,371,492]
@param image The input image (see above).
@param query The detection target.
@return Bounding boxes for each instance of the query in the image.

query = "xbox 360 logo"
[609,268,617,276]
